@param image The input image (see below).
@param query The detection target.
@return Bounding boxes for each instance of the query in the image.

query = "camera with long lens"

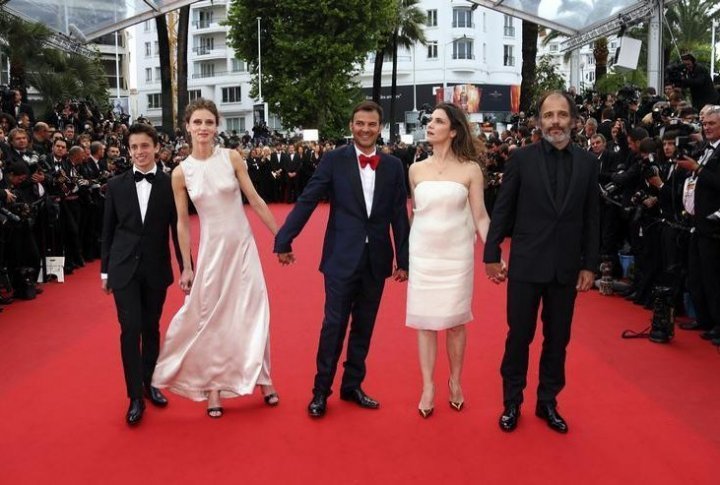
[640,154,661,180]
[651,106,673,123]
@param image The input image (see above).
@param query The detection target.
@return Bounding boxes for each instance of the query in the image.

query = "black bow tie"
[134,171,156,184]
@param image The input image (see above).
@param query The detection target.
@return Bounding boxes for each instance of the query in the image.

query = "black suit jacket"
[101,169,180,290]
[275,144,409,280]
[483,142,600,285]
[694,144,720,237]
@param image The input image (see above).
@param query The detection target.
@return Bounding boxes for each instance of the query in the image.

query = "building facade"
[356,0,523,133]
[133,0,258,134]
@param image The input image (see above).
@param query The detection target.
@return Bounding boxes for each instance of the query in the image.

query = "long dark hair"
[434,102,478,163]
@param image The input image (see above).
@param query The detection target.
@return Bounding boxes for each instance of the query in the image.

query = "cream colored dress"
[152,148,272,401]
[406,181,476,330]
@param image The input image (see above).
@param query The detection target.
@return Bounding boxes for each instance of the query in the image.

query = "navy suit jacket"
[483,141,600,285]
[275,144,409,280]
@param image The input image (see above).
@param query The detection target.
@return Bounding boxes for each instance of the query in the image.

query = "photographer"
[677,53,720,111]
[678,105,720,344]
[0,162,42,299]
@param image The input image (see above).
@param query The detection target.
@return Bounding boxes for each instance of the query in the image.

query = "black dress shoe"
[340,388,380,409]
[700,328,720,340]
[126,398,145,426]
[499,403,521,432]
[535,403,568,434]
[679,321,711,331]
[308,393,327,418]
[144,385,168,407]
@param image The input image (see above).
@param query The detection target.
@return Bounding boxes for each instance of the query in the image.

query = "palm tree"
[0,11,52,98]
[593,37,609,83]
[664,0,720,60]
[375,0,426,142]
[155,15,174,134]
[520,20,539,112]
[176,6,190,129]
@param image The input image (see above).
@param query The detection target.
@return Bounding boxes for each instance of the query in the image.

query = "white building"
[356,0,523,130]
[133,0,522,134]
[536,32,621,93]
[134,0,257,134]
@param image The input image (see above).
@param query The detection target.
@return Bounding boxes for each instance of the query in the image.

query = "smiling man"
[484,91,599,434]
[274,100,410,418]
[101,123,181,426]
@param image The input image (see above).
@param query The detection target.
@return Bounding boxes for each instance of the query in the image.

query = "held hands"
[179,268,194,294]
[277,252,296,265]
[485,260,507,284]
[576,270,594,292]
[392,268,408,282]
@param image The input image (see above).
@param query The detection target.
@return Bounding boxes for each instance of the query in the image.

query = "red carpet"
[1,203,718,484]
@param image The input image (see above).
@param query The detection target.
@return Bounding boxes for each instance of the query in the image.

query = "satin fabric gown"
[406,181,476,330]
[153,148,272,401]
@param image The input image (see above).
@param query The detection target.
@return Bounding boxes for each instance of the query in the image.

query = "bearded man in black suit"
[484,91,599,434]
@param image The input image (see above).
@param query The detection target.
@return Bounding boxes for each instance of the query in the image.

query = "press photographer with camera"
[677,105,720,344]
[675,54,720,112]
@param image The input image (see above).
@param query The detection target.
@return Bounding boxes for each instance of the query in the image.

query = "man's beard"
[542,126,571,145]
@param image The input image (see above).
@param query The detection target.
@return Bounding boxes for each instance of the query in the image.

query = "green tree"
[0,12,109,111]
[226,0,394,138]
[371,0,426,141]
[529,54,566,110]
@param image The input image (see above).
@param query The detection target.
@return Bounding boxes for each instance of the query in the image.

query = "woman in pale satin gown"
[152,99,280,418]
[406,103,493,418]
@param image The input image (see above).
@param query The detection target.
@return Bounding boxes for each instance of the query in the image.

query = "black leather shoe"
[700,328,720,340]
[126,398,145,426]
[308,393,327,418]
[499,403,521,432]
[340,388,380,409]
[535,403,568,434]
[678,321,710,331]
[144,385,168,407]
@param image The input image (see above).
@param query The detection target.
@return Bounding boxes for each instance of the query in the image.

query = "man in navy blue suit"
[274,100,410,418]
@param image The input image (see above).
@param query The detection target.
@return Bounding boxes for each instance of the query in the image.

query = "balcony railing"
[452,54,475,60]
[452,22,474,28]
[504,56,515,66]
[193,44,226,55]
[504,26,515,37]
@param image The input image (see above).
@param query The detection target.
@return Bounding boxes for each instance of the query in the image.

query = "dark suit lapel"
[536,144,558,212]
[124,170,143,227]
[345,145,367,216]
[143,171,165,226]
[370,153,389,218]
[558,145,582,215]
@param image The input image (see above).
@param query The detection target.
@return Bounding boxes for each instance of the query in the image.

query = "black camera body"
[665,62,687,85]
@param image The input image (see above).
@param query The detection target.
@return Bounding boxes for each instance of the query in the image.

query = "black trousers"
[313,247,385,396]
[501,278,577,406]
[112,266,168,399]
[687,233,720,330]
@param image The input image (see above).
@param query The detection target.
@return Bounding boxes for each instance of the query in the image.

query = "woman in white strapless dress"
[152,99,280,418]
[406,103,493,418]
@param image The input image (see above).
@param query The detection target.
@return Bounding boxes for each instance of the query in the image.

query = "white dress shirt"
[135,165,158,223]
[354,145,376,217]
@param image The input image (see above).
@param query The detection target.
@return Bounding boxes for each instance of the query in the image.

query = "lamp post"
[257,17,262,101]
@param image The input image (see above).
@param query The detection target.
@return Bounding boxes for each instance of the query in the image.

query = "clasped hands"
[485,261,507,284]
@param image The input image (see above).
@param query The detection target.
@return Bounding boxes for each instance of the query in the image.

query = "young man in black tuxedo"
[485,91,600,434]
[101,123,181,426]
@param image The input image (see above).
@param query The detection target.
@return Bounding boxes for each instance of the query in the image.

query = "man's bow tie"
[359,154,380,170]
[134,171,156,183]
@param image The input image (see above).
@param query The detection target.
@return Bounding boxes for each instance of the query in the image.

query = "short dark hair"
[537,91,579,120]
[601,108,615,120]
[638,137,657,154]
[680,52,696,63]
[351,100,383,123]
[52,137,67,148]
[128,123,159,146]
[628,127,649,142]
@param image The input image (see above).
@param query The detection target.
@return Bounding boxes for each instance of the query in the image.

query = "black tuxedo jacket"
[101,169,180,290]
[275,144,409,280]
[694,144,720,237]
[484,142,600,285]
